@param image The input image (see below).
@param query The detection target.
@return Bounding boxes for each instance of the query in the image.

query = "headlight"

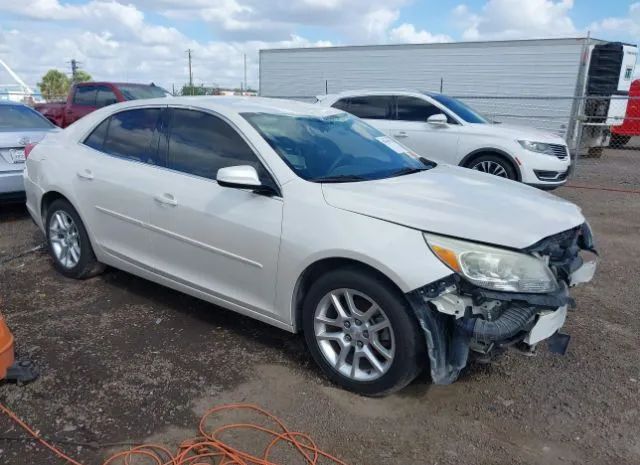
[424,233,558,293]
[518,140,556,155]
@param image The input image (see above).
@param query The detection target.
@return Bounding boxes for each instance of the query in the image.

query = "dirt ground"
[1,150,639,465]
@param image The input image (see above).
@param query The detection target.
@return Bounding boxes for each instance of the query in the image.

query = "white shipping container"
[259,38,610,146]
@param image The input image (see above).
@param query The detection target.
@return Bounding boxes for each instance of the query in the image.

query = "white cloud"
[0,0,455,93]
[0,1,333,91]
[590,2,640,40]
[389,23,452,44]
[454,0,576,41]
[154,0,412,42]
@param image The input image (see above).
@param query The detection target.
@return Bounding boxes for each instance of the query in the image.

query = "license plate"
[9,149,25,163]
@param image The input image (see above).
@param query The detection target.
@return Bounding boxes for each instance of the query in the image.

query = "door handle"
[77,169,94,180]
[394,132,408,138]
[154,193,178,206]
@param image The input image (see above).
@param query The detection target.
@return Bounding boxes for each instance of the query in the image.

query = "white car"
[316,90,571,189]
[24,97,596,395]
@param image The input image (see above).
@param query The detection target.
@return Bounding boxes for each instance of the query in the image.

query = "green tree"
[180,84,208,96]
[38,69,70,101]
[73,70,92,83]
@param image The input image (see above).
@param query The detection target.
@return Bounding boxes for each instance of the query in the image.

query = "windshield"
[429,94,489,124]
[0,105,55,131]
[243,112,434,182]
[117,84,171,100]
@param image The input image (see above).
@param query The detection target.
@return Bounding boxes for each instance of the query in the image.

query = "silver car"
[1,101,58,201]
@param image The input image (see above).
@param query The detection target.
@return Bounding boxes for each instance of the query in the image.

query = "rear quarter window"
[83,119,110,151]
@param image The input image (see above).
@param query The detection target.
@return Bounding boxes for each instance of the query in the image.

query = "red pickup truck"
[35,82,170,128]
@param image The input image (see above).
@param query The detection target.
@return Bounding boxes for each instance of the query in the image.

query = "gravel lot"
[1,150,639,465]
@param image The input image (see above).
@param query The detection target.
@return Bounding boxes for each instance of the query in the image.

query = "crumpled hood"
[322,165,584,249]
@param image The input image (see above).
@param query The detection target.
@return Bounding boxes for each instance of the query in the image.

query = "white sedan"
[24,97,596,395]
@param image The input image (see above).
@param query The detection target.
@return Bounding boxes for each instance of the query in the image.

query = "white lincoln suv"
[24,97,596,395]
[316,90,571,189]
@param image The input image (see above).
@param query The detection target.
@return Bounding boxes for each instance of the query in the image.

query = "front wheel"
[302,268,423,396]
[467,154,517,180]
[45,199,104,279]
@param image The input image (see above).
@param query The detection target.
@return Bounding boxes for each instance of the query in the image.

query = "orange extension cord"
[0,402,349,465]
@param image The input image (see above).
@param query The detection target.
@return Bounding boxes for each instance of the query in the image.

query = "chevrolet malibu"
[24,97,597,396]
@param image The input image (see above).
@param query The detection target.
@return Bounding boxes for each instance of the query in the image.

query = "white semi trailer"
[259,37,638,154]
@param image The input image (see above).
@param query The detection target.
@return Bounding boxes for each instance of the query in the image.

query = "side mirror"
[427,113,448,125]
[217,165,277,195]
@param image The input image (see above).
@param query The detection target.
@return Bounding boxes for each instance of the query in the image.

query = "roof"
[116,96,341,117]
[0,100,29,106]
[322,89,430,98]
[74,81,161,87]
[261,36,608,54]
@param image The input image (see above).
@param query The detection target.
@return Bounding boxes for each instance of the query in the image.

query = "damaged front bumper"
[407,225,598,385]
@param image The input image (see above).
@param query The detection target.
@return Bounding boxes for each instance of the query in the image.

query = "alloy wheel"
[313,288,395,382]
[48,210,81,269]
[472,160,508,177]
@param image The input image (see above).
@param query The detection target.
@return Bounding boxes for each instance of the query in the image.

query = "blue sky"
[0,0,639,90]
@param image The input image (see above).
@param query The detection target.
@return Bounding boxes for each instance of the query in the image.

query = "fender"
[459,148,522,181]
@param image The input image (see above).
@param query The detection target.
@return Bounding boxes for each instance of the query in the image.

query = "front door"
[385,96,461,163]
[148,108,283,318]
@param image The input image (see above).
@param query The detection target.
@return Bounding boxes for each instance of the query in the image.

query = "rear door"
[74,107,166,267]
[148,107,283,318]
[332,95,396,135]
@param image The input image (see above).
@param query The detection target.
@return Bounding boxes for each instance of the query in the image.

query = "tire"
[45,199,104,279]
[302,268,423,396]
[466,154,517,180]
[609,134,631,147]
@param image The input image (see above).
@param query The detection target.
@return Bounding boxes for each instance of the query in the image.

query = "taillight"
[24,143,37,159]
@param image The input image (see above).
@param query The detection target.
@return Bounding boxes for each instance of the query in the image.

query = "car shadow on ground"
[97,264,496,394]
[97,266,314,366]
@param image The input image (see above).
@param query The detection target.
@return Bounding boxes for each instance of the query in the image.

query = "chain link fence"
[270,93,640,177]
[448,95,640,165]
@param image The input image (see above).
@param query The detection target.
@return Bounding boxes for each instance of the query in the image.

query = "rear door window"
[73,85,97,106]
[95,86,118,108]
[342,96,393,119]
[166,109,263,181]
[99,108,163,165]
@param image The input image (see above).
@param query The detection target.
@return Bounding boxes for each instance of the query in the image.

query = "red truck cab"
[35,82,170,128]
[611,79,640,146]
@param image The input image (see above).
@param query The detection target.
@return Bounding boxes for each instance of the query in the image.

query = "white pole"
[0,59,34,94]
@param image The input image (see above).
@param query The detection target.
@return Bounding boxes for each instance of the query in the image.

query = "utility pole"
[186,49,193,90]
[243,53,247,94]
[69,59,81,82]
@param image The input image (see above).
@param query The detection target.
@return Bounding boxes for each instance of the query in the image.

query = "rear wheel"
[45,199,104,279]
[609,134,631,147]
[302,268,423,396]
[467,154,517,180]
